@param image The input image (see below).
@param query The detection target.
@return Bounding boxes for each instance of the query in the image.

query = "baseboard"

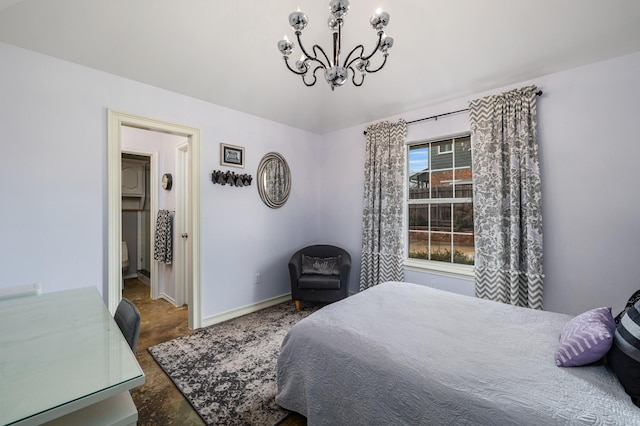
[159,293,177,306]
[201,293,292,328]
[123,273,138,280]
[137,272,150,286]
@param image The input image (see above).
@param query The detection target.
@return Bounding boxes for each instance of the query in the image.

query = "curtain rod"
[363,90,543,135]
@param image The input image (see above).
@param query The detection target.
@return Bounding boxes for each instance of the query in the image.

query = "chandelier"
[277,0,393,90]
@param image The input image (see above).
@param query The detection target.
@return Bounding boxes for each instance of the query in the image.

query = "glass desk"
[0,287,145,425]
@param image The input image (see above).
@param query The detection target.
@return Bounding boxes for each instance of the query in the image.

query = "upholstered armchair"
[288,245,351,311]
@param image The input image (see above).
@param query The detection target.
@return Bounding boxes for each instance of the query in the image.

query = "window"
[438,142,453,154]
[407,134,474,270]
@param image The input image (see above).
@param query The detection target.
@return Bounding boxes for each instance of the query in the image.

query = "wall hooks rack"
[211,170,253,187]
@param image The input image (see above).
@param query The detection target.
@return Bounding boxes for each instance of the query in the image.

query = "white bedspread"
[276,281,640,425]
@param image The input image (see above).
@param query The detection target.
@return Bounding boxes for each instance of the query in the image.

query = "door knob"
[182,233,188,238]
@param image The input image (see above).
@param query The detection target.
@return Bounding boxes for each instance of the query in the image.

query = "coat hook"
[211,170,252,187]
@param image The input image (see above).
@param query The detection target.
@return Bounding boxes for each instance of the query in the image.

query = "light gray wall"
[0,41,322,320]
[2,39,639,319]
[319,51,640,316]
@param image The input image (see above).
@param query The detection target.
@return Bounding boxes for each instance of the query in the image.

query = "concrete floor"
[124,278,204,425]
[124,278,306,425]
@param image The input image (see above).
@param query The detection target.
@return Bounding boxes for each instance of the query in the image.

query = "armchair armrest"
[339,255,351,281]
[289,254,302,281]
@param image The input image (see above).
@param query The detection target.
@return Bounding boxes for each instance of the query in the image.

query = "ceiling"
[1,0,639,135]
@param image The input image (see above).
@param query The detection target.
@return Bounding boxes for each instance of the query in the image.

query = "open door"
[175,142,191,307]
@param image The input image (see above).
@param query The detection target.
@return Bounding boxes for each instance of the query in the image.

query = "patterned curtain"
[359,119,407,291]
[469,86,544,309]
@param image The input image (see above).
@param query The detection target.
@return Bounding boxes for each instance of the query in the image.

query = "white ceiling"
[1,0,639,134]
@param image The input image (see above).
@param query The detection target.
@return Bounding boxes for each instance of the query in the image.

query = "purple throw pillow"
[555,307,615,367]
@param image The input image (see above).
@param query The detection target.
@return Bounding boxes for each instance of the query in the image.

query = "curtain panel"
[469,86,544,309]
[359,119,407,291]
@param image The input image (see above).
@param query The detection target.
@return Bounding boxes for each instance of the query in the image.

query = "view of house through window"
[407,134,474,265]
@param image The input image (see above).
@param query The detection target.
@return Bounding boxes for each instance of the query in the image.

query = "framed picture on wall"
[220,143,245,168]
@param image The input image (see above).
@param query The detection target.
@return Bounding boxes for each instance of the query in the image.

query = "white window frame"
[404,132,474,280]
[438,142,453,154]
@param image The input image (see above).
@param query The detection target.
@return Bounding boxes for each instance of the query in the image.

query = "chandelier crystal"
[277,0,393,91]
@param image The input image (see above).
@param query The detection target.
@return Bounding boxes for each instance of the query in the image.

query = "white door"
[175,143,192,307]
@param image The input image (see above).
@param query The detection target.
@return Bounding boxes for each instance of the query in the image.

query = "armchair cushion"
[301,255,342,275]
[298,274,342,290]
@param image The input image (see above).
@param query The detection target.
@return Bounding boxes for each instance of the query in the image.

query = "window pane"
[432,141,453,169]
[408,204,429,259]
[408,230,429,259]
[453,234,475,265]
[431,170,454,199]
[429,232,452,262]
[453,203,474,233]
[409,144,429,199]
[453,136,471,168]
[453,136,472,198]
[409,144,429,169]
[409,178,429,200]
[430,204,451,230]
[409,145,429,199]
[408,205,429,228]
[454,181,472,198]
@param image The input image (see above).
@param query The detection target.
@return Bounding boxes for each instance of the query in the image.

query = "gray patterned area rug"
[148,301,317,426]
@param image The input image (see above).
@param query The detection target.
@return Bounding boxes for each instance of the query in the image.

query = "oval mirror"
[257,152,291,209]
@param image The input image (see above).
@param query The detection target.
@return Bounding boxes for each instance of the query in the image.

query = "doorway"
[121,150,158,300]
[107,110,202,329]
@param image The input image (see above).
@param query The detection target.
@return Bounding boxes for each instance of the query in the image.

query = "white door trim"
[107,109,202,329]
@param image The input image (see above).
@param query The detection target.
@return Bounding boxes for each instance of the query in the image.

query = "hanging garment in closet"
[154,210,173,264]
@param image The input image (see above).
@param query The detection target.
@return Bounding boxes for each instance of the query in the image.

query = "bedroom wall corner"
[319,51,640,316]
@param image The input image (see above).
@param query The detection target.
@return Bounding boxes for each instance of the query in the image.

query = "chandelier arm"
[342,45,366,70]
[301,72,317,87]
[360,31,384,62]
[283,57,309,76]
[299,65,327,87]
[305,44,331,70]
[284,57,326,88]
[296,31,331,67]
[364,53,388,73]
[309,45,331,68]
[350,67,365,86]
[305,65,326,86]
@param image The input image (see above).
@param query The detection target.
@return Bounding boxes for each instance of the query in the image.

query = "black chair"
[288,245,351,311]
[114,298,141,353]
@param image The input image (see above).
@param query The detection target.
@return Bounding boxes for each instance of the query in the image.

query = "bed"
[275,281,640,425]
